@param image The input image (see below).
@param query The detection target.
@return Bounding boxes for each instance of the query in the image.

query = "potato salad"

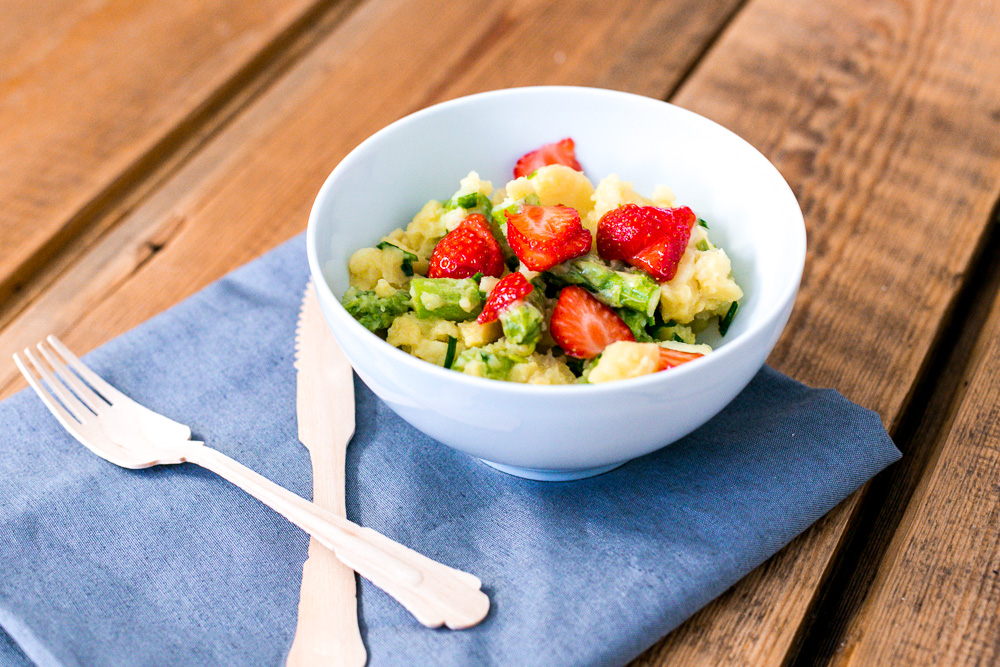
[343,139,743,384]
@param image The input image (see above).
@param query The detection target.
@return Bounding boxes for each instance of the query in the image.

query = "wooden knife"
[287,281,367,667]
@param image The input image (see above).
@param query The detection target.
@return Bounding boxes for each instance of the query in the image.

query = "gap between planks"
[0,0,365,333]
[783,196,1000,666]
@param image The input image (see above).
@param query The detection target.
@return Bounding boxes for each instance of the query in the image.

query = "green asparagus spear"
[451,348,516,380]
[546,258,661,316]
[451,340,533,380]
[617,308,655,343]
[342,287,412,332]
[409,277,483,321]
[499,302,544,347]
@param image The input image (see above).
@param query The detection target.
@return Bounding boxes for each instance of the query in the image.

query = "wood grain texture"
[807,209,1000,665]
[633,0,1000,663]
[830,271,1000,665]
[0,0,332,304]
[0,0,743,397]
[784,212,1000,664]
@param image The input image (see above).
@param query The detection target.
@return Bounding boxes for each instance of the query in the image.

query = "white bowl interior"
[314,87,803,351]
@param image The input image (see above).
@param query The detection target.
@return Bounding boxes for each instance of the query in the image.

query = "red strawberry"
[596,204,671,260]
[428,213,504,279]
[630,232,690,282]
[657,346,704,370]
[596,204,696,281]
[513,138,583,179]
[505,205,592,271]
[477,272,534,324]
[549,285,634,359]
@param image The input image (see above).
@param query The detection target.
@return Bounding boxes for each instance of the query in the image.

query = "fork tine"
[13,351,85,427]
[22,347,92,423]
[36,340,107,414]
[46,335,122,403]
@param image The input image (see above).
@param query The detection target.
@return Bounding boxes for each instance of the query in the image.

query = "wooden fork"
[13,336,489,630]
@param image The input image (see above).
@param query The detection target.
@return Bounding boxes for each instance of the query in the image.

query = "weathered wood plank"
[0,0,341,305]
[781,214,1000,664]
[634,0,1000,663]
[0,0,743,395]
[823,217,1000,665]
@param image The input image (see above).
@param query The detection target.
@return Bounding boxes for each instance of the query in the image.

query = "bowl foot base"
[477,459,624,481]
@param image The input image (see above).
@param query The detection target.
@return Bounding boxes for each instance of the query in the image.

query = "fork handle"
[183,444,489,630]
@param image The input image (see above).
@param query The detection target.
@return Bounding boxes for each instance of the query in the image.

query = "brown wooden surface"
[3,0,1000,664]
[0,0,338,307]
[830,212,1000,666]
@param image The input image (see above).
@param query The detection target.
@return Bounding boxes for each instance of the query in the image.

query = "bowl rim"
[307,85,805,397]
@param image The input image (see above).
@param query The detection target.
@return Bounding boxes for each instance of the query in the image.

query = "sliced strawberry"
[513,138,583,179]
[596,204,696,281]
[505,205,592,271]
[630,231,690,282]
[428,213,504,279]
[549,285,634,359]
[657,346,704,370]
[596,204,671,260]
[507,224,592,272]
[477,272,534,324]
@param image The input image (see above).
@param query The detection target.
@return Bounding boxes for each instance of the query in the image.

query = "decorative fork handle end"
[184,445,490,630]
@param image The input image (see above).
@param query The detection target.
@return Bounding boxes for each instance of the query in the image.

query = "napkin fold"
[0,235,900,667]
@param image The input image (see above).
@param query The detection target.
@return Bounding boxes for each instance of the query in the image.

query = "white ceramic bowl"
[307,86,805,481]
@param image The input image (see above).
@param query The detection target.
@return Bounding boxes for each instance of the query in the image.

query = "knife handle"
[287,438,365,666]
[286,540,366,667]
[183,444,490,630]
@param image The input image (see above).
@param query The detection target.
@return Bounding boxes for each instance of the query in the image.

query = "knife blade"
[287,280,366,667]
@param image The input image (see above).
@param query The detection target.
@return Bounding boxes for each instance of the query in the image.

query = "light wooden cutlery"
[13,335,489,631]
[287,282,366,666]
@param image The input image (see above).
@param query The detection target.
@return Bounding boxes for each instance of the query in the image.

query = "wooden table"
[3,0,999,664]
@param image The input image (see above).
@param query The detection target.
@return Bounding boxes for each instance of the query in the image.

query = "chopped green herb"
[698,218,709,229]
[444,192,492,215]
[443,335,458,369]
[455,192,481,209]
[564,356,585,377]
[376,241,418,277]
[719,301,739,336]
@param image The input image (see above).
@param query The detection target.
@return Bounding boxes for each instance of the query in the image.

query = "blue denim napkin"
[0,235,899,667]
